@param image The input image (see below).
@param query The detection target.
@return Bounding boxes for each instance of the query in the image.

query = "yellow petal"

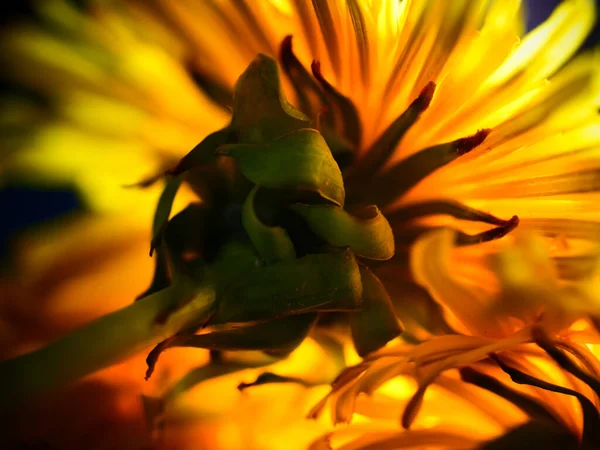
[410,229,509,337]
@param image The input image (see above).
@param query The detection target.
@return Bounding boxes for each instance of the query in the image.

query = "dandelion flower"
[1,1,599,449]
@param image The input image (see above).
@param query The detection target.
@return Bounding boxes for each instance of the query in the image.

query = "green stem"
[0,281,216,411]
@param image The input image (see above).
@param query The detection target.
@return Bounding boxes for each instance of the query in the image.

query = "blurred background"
[0,0,599,263]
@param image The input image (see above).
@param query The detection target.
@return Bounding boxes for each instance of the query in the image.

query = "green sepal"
[169,54,310,176]
[280,36,356,170]
[162,203,212,260]
[207,240,260,289]
[386,199,509,228]
[135,246,170,301]
[182,161,240,208]
[392,220,519,252]
[217,128,345,206]
[150,176,182,256]
[350,82,434,178]
[350,267,404,356]
[320,126,356,170]
[209,249,362,324]
[145,314,318,377]
[237,371,320,391]
[231,54,310,143]
[371,129,490,207]
[242,186,296,263]
[167,129,234,176]
[279,35,326,119]
[290,204,394,260]
[190,314,316,353]
[160,203,216,280]
[311,60,362,147]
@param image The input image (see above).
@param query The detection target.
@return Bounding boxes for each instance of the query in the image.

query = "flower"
[312,229,600,447]
[1,1,599,449]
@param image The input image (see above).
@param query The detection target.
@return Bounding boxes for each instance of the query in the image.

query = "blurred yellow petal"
[1,0,599,449]
[486,0,596,88]
[410,228,508,337]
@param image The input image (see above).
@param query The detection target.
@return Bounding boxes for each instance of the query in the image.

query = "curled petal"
[410,228,507,337]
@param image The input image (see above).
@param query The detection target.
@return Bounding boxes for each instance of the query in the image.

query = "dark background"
[0,0,598,259]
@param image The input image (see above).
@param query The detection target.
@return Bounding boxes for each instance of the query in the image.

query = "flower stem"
[0,281,216,411]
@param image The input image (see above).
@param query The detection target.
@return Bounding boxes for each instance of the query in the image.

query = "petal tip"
[455,128,492,155]
[418,81,437,107]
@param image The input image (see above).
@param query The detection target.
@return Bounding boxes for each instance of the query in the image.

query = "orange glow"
[1,0,599,449]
